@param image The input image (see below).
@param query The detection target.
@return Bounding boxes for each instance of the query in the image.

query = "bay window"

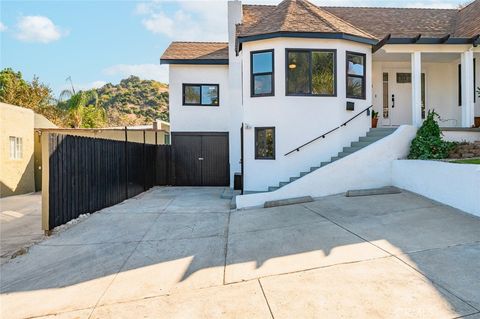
[286,49,336,96]
[251,50,274,97]
[346,52,366,99]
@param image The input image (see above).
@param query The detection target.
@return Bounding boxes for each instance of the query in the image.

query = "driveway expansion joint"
[302,204,480,313]
[258,279,275,319]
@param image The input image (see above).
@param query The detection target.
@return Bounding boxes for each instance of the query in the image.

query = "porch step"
[351,141,371,148]
[359,135,385,143]
[264,127,398,192]
[342,146,364,153]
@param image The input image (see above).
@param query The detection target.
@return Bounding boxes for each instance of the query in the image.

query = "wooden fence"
[44,133,171,230]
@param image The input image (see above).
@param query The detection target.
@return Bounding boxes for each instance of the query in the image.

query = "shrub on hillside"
[408,110,456,160]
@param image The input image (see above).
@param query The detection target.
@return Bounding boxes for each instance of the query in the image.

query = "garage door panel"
[171,132,229,187]
[201,135,229,186]
[172,135,202,186]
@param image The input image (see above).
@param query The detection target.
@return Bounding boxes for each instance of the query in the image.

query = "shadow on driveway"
[1,187,479,318]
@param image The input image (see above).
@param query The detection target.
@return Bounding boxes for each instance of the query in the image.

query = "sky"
[0,0,468,97]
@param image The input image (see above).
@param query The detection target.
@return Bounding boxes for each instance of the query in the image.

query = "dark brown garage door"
[172,132,229,186]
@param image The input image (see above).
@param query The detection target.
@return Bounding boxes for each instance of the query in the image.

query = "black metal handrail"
[284,105,373,156]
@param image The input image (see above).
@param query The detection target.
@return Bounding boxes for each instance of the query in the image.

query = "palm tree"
[58,89,104,128]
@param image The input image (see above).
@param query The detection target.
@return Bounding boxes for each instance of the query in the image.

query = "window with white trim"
[9,136,23,160]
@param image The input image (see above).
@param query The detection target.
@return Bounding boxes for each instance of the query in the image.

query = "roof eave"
[237,31,377,50]
[160,59,229,65]
[386,37,476,45]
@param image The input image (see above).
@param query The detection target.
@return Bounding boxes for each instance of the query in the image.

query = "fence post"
[41,132,51,234]
[154,130,158,186]
[143,130,146,191]
[124,127,128,199]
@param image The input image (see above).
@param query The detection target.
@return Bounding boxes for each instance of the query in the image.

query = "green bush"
[408,110,456,160]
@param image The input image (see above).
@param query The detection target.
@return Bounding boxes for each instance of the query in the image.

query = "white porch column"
[411,51,422,127]
[461,49,475,127]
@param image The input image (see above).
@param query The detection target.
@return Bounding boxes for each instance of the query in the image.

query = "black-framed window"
[255,127,275,160]
[182,84,219,106]
[251,50,274,97]
[346,52,366,99]
[286,49,336,96]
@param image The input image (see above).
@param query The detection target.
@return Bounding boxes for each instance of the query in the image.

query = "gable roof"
[160,42,228,65]
[239,0,480,44]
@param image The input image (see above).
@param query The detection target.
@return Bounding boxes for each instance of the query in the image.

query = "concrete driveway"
[0,192,43,264]
[1,187,479,319]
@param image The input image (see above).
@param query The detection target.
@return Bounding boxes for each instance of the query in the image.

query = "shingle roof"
[161,0,479,63]
[160,42,228,64]
[239,0,480,41]
[454,0,480,37]
[323,7,458,39]
[238,0,374,40]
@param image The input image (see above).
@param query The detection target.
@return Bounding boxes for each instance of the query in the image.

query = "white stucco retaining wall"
[392,160,480,217]
[442,130,480,143]
[236,125,417,209]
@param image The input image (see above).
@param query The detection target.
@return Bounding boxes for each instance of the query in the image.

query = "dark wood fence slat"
[47,133,171,230]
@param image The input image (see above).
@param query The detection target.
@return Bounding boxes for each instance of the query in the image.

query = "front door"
[382,69,426,126]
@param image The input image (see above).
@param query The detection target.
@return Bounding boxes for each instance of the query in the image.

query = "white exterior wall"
[169,64,230,132]
[227,0,244,186]
[392,160,480,217]
[242,38,372,191]
[372,61,460,127]
[237,125,417,208]
[475,55,480,118]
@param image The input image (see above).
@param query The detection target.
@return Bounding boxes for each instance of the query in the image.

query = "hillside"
[93,76,169,126]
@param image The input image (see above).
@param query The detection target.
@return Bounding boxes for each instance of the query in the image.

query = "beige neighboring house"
[0,102,56,197]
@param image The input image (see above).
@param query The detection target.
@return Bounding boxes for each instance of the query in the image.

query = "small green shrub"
[408,110,456,160]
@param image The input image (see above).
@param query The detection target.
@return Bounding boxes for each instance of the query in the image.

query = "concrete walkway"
[0,192,43,264]
[1,187,479,319]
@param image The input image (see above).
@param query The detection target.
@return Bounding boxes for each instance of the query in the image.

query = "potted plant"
[371,110,379,128]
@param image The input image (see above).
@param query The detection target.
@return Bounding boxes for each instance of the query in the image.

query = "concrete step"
[338,151,354,158]
[370,127,397,132]
[366,131,392,138]
[351,141,371,148]
[265,127,397,193]
[359,135,384,143]
[343,146,364,153]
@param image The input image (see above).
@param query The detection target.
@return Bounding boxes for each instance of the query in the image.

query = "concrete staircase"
[267,127,397,192]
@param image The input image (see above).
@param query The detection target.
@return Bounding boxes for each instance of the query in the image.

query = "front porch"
[372,45,479,128]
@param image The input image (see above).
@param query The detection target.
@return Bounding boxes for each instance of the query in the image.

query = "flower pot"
[372,118,378,128]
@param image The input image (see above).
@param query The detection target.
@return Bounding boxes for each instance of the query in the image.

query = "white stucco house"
[161,0,480,208]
